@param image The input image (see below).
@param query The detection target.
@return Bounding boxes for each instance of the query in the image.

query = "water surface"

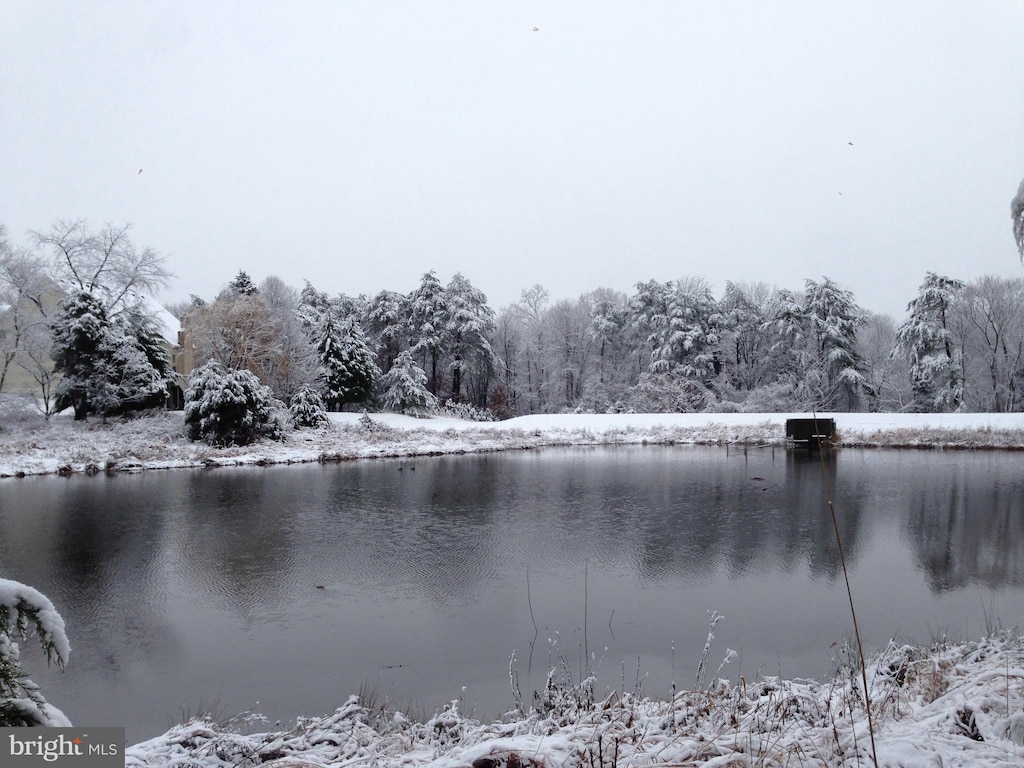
[2,446,1022,742]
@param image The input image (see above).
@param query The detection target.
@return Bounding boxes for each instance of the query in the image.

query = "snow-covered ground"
[122,633,1024,768]
[2,410,1024,478]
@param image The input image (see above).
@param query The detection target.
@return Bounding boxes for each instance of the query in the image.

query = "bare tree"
[958,275,1024,412]
[0,229,52,398]
[32,219,172,311]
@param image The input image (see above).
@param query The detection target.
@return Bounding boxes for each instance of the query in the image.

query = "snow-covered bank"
[2,411,1024,478]
[124,633,1024,768]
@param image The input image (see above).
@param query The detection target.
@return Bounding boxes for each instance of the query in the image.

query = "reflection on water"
[1,447,1022,742]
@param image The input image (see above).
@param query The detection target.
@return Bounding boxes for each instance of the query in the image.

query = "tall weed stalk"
[813,411,877,767]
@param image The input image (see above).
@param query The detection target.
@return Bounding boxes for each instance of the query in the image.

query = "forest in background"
[2,219,1024,420]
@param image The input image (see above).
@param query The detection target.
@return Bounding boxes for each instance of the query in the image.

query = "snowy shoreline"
[121,633,1024,767]
[2,410,1024,479]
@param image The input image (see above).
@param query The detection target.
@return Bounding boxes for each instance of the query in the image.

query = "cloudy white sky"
[3,1,1023,317]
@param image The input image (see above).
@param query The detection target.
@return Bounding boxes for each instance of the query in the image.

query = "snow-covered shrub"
[289,385,329,428]
[184,361,284,446]
[379,351,437,417]
[437,399,496,422]
[1,578,71,727]
[625,373,709,413]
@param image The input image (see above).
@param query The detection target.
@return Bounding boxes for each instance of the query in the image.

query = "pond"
[2,446,1023,743]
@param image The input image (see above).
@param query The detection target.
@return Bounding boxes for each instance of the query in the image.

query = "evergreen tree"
[316,314,378,410]
[444,272,496,403]
[50,290,110,419]
[408,271,448,393]
[289,384,329,428]
[365,289,411,373]
[892,272,965,412]
[630,278,723,384]
[184,361,283,445]
[803,277,871,411]
[380,350,437,416]
[0,578,71,727]
[229,270,259,296]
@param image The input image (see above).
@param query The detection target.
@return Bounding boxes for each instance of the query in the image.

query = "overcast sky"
[3,1,1023,317]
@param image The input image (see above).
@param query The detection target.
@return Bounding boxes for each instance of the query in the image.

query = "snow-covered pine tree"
[803,277,871,411]
[229,270,259,296]
[183,361,283,445]
[289,384,329,428]
[51,291,171,419]
[90,324,170,416]
[50,290,110,419]
[630,277,723,385]
[892,272,965,412]
[409,271,449,394]
[365,289,411,374]
[0,578,71,727]
[444,272,496,404]
[315,314,378,410]
[380,349,437,417]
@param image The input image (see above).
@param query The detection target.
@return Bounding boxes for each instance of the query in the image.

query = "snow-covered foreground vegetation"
[121,633,1024,768]
[2,410,1024,478]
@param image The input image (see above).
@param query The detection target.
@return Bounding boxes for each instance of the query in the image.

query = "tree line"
[3,219,1024,422]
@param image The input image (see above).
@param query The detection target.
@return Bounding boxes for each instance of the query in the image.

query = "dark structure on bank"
[786,418,835,452]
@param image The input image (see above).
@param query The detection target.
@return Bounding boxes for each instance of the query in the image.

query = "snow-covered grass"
[123,632,1024,768]
[2,410,1024,478]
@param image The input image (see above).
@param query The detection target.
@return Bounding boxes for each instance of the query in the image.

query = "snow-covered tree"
[229,270,259,296]
[409,271,448,393]
[803,277,871,411]
[444,272,496,404]
[379,349,437,417]
[957,275,1024,412]
[184,361,284,445]
[33,219,171,310]
[858,312,911,412]
[0,578,71,727]
[289,384,329,428]
[0,230,50,396]
[630,277,724,384]
[364,289,411,374]
[892,272,965,412]
[1012,177,1024,261]
[50,290,170,419]
[315,314,378,410]
[49,290,109,419]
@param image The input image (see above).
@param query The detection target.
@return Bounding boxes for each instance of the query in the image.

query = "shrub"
[184,361,284,446]
[289,386,330,428]
[436,399,496,422]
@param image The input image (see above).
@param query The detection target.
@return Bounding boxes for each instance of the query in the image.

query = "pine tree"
[630,278,723,383]
[803,277,871,411]
[229,270,259,296]
[380,350,437,417]
[50,290,110,419]
[51,291,171,419]
[184,361,283,445]
[315,314,378,410]
[0,578,71,727]
[409,271,448,393]
[892,272,965,412]
[444,272,495,403]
